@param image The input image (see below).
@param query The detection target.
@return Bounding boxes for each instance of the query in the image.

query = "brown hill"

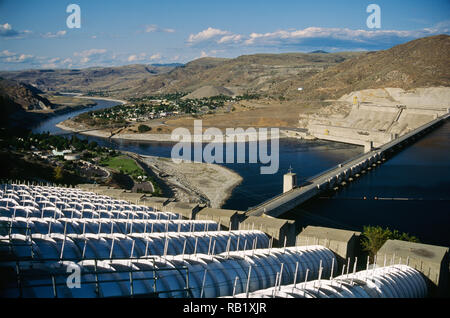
[182,86,235,99]
[0,78,53,111]
[1,35,448,102]
[281,34,450,100]
[121,52,362,98]
[0,53,361,99]
[0,78,55,127]
[0,64,177,95]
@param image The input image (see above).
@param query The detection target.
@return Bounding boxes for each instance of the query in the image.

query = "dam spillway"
[247,112,450,218]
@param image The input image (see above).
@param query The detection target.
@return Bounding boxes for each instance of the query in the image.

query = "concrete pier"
[297,226,361,268]
[376,240,449,297]
[247,112,449,218]
[283,171,297,193]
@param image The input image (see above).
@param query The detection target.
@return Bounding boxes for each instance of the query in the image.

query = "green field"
[100,155,143,177]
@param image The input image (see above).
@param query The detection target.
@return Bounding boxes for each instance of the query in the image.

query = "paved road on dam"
[247,112,450,218]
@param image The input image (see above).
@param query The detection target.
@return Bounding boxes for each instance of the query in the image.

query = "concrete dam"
[247,111,450,218]
[1,183,447,298]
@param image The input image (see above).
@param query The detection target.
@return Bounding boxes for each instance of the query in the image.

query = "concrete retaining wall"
[376,240,449,297]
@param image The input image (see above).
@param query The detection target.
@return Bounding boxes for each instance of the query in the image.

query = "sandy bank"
[77,95,128,105]
[56,120,289,142]
[140,155,243,208]
[55,122,114,138]
[60,92,128,105]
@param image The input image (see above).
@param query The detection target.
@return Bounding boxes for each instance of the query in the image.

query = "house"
[52,149,72,157]
[64,153,81,161]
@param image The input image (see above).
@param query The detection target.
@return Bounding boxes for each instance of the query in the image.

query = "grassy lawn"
[100,155,143,177]
[99,154,162,196]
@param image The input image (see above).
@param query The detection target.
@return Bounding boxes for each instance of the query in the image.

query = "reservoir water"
[32,98,450,247]
[284,120,450,247]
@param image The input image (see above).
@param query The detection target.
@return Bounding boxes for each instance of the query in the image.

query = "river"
[32,98,449,247]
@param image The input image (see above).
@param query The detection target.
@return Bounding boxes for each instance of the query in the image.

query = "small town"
[76,93,259,128]
[1,132,159,195]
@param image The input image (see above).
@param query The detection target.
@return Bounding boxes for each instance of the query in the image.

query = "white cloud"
[0,22,31,38]
[41,63,58,69]
[0,50,34,63]
[187,27,230,44]
[0,23,16,37]
[243,25,450,48]
[0,50,16,57]
[72,49,108,65]
[128,52,162,62]
[218,34,243,44]
[127,55,139,62]
[187,23,450,52]
[74,49,108,58]
[47,57,61,63]
[144,24,175,33]
[41,30,67,38]
[5,53,34,63]
[0,23,12,32]
[149,53,161,60]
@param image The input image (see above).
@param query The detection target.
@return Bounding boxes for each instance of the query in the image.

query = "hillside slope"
[0,79,55,127]
[282,34,450,101]
[1,35,448,106]
[182,86,235,99]
[0,64,178,95]
[0,53,362,99]
[0,78,53,111]
[125,52,362,98]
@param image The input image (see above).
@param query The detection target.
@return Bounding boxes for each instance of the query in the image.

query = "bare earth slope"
[141,155,242,208]
[0,53,362,99]
[0,64,178,95]
[126,52,362,98]
[182,86,235,99]
[0,78,53,111]
[283,34,450,101]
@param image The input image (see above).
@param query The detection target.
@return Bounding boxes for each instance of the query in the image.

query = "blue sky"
[1,0,449,70]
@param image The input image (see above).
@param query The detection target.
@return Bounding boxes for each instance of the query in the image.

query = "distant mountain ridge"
[309,50,329,54]
[0,35,448,103]
[150,63,184,67]
[0,64,178,95]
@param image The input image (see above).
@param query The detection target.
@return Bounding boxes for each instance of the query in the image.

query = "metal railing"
[0,223,192,298]
[0,254,191,298]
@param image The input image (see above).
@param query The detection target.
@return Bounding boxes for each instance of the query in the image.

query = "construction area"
[300,87,450,147]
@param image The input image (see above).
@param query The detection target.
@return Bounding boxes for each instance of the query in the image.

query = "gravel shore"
[140,155,243,208]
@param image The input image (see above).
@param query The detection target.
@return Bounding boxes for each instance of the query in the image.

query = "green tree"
[54,166,64,182]
[88,141,98,150]
[138,124,151,133]
[361,226,420,261]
